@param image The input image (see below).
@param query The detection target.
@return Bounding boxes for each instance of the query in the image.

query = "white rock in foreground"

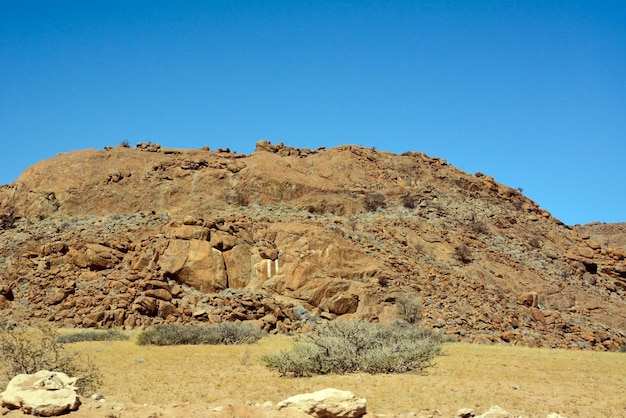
[277,388,366,418]
[1,370,80,416]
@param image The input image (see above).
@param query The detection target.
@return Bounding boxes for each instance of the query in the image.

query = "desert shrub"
[396,295,422,324]
[0,208,17,230]
[57,329,129,344]
[401,194,416,209]
[136,322,264,346]
[455,243,473,264]
[363,193,386,212]
[230,191,250,206]
[470,220,489,235]
[0,324,102,395]
[467,212,489,235]
[528,237,541,249]
[512,199,523,211]
[305,205,326,215]
[262,320,443,377]
[119,139,130,148]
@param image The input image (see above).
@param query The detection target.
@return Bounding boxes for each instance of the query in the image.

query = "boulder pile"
[0,142,624,350]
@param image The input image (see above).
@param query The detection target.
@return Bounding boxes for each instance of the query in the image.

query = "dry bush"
[0,208,17,230]
[136,323,264,346]
[0,324,102,395]
[529,237,542,249]
[455,244,473,264]
[467,212,489,235]
[305,205,325,215]
[57,329,129,344]
[395,295,423,324]
[470,220,489,235]
[262,321,443,377]
[229,191,250,206]
[363,193,386,212]
[401,194,416,209]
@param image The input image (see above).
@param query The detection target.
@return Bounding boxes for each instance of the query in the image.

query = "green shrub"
[0,324,102,395]
[262,320,443,377]
[57,329,129,344]
[136,322,264,346]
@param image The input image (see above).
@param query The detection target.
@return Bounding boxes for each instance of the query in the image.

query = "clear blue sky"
[1,1,625,225]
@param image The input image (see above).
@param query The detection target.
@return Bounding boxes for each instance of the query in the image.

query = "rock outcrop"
[0,142,625,350]
[277,388,366,418]
[1,370,80,416]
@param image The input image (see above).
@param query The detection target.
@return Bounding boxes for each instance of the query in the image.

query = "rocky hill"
[0,141,624,350]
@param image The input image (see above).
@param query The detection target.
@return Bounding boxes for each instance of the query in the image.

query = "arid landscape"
[1,141,625,417]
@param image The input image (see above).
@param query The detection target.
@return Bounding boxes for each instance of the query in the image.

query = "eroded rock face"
[277,388,366,418]
[0,142,625,350]
[160,239,227,292]
[0,370,80,417]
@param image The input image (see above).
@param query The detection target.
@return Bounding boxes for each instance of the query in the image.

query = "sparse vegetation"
[455,243,473,264]
[262,320,443,377]
[305,204,325,214]
[0,324,102,395]
[363,192,386,211]
[136,323,264,346]
[119,139,130,148]
[0,208,17,230]
[395,295,423,324]
[470,219,489,234]
[529,236,542,249]
[229,191,250,206]
[36,334,626,416]
[57,329,129,344]
[401,194,416,209]
[468,212,489,235]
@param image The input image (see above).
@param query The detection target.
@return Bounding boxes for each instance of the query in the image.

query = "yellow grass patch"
[68,333,626,417]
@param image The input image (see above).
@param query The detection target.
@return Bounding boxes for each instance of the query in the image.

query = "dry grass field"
[65,332,626,417]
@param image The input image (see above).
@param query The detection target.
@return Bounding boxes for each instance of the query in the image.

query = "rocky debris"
[0,142,625,350]
[1,370,80,416]
[277,388,366,418]
[475,405,513,418]
[455,408,477,418]
[575,222,626,250]
[454,405,568,418]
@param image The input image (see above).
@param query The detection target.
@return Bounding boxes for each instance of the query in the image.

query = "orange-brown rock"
[159,240,227,292]
[83,243,124,270]
[0,142,624,350]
